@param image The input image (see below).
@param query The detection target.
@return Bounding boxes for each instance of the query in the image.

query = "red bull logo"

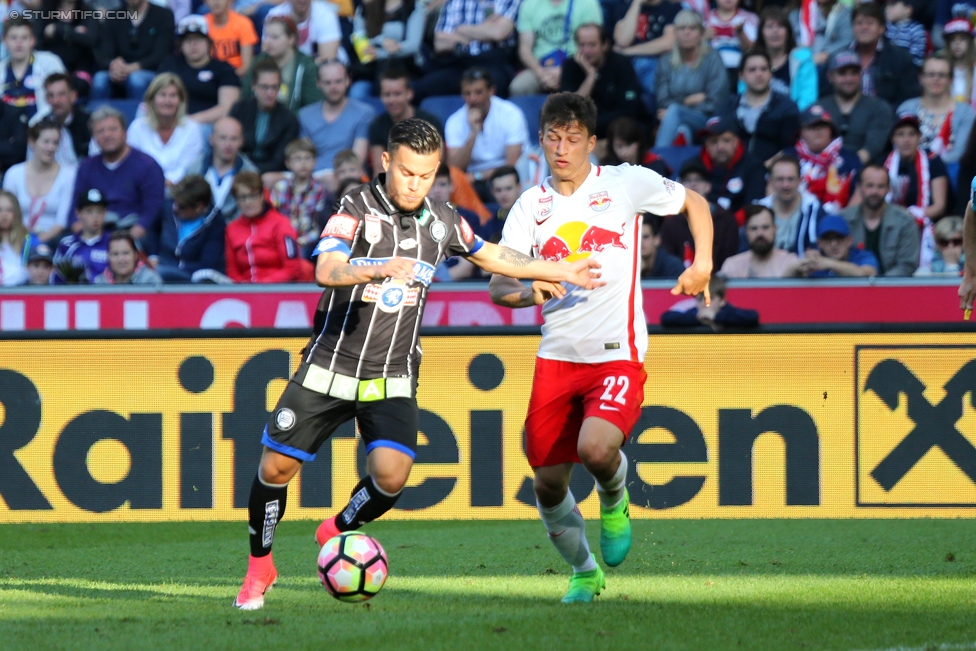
[539,221,627,262]
[588,191,612,212]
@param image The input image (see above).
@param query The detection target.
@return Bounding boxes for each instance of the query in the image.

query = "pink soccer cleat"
[233,554,278,610]
[315,515,342,548]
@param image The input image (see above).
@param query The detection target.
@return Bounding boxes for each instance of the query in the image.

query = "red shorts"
[524,358,646,468]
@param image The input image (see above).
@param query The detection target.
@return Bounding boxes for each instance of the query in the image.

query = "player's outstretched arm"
[960,201,976,312]
[315,252,417,287]
[469,241,605,289]
[671,189,714,305]
[488,275,567,308]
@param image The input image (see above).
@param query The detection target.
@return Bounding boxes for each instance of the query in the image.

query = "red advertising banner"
[0,280,963,331]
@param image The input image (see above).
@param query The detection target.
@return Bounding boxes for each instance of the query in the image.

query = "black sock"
[248,475,288,557]
[335,475,401,532]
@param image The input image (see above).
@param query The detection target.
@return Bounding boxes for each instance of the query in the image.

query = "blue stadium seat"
[651,146,700,177]
[509,94,547,141]
[419,95,465,127]
[360,95,385,117]
[87,99,141,126]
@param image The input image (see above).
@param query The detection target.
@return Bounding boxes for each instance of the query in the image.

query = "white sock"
[537,491,597,574]
[596,451,628,509]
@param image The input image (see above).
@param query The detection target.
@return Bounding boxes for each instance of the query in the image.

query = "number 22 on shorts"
[599,376,630,411]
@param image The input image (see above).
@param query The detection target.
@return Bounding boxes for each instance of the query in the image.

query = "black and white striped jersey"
[305,175,483,379]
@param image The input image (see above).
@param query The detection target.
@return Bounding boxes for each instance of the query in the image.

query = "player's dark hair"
[540,92,597,139]
[738,48,771,74]
[859,163,890,187]
[172,175,213,209]
[574,23,607,45]
[388,117,442,157]
[771,155,801,177]
[3,17,33,38]
[490,165,519,185]
[252,59,282,84]
[28,118,60,142]
[744,204,773,226]
[461,67,494,88]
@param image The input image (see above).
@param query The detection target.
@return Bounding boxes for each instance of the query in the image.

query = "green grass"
[1,520,975,651]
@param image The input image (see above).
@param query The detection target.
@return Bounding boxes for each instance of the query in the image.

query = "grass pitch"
[1,519,974,651]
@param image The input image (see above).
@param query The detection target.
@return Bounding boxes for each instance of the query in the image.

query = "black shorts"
[261,366,419,463]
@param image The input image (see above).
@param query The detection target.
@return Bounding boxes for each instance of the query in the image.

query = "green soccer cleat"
[561,558,605,604]
[600,488,632,567]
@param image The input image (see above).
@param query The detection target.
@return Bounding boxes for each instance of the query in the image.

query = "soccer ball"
[317,532,388,602]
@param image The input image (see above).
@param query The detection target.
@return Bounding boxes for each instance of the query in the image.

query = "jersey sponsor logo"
[398,238,418,250]
[365,213,382,244]
[539,221,628,261]
[663,178,677,196]
[727,177,744,194]
[362,280,420,312]
[349,258,436,286]
[536,195,553,222]
[323,214,358,240]
[459,217,475,244]
[588,191,613,212]
[429,220,447,242]
[275,408,296,430]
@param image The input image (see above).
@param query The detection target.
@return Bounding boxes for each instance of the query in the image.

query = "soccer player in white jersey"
[489,93,714,603]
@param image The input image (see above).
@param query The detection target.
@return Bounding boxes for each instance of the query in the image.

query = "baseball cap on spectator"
[699,114,737,139]
[943,18,973,37]
[678,156,709,179]
[829,51,861,72]
[27,242,53,264]
[801,104,836,131]
[177,15,209,39]
[892,113,921,133]
[77,188,109,210]
[817,215,850,239]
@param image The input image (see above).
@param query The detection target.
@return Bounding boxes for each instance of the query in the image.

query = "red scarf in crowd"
[798,0,817,47]
[928,107,954,157]
[885,148,937,269]
[795,136,851,212]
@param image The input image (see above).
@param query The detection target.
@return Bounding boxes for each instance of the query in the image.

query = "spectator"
[659,156,741,271]
[349,0,427,97]
[93,0,175,100]
[707,0,758,90]
[73,105,165,240]
[934,3,976,51]
[881,114,949,223]
[0,190,38,286]
[367,67,443,175]
[600,116,671,177]
[152,175,227,283]
[754,6,817,111]
[298,60,375,189]
[188,117,259,222]
[0,97,28,177]
[848,1,920,109]
[790,0,852,67]
[784,103,862,213]
[723,49,800,165]
[915,215,965,276]
[230,60,300,178]
[205,0,259,76]
[755,156,827,257]
[265,0,343,63]
[640,218,684,279]
[225,170,305,283]
[510,0,603,96]
[242,17,323,113]
[126,73,205,186]
[613,0,680,103]
[0,17,65,118]
[817,51,895,165]
[559,24,643,139]
[3,119,76,245]
[416,0,519,101]
[897,55,975,167]
[93,229,163,285]
[468,164,520,244]
[944,18,976,109]
[885,0,927,67]
[720,204,801,278]
[30,73,90,166]
[431,163,483,280]
[841,163,920,276]
[653,10,729,147]
[33,0,98,95]
[448,158,492,223]
[53,188,111,283]
[23,241,53,285]
[788,213,879,277]
[660,274,759,329]
[698,114,766,220]
[446,67,528,200]
[159,16,242,127]
[270,138,327,257]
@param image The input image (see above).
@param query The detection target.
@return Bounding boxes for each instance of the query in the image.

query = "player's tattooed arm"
[471,241,604,290]
[496,246,534,267]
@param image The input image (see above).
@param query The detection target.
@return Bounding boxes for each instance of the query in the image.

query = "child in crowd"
[660,275,759,330]
[885,0,927,67]
[707,0,759,89]
[0,190,38,286]
[916,216,965,276]
[206,0,259,76]
[943,16,976,108]
[24,242,53,285]
[270,138,328,259]
[333,149,366,186]
[53,189,111,283]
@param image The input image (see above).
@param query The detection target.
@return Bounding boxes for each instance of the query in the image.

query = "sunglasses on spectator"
[937,238,963,247]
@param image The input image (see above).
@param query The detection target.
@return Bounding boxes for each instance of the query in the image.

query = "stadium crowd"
[0,0,970,286]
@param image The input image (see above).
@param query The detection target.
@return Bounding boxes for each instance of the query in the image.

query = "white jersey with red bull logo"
[500,164,686,364]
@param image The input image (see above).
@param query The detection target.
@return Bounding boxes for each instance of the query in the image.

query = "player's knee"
[532,474,566,505]
[372,472,408,495]
[258,451,300,486]
[577,439,616,473]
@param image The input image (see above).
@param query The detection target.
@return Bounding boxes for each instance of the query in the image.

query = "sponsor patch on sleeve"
[459,216,475,244]
[322,214,359,240]
[314,237,351,257]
